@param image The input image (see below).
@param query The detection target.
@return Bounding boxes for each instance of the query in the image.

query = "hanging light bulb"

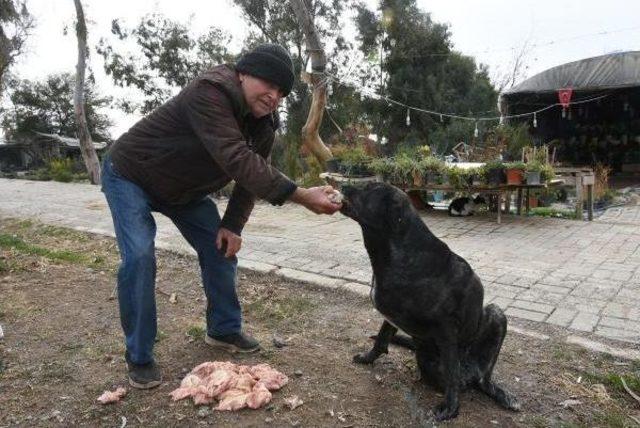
[440,114,444,123]
[474,122,479,138]
[406,108,411,126]
[533,112,537,128]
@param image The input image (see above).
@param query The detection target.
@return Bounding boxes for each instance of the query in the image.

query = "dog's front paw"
[504,394,521,412]
[353,351,375,364]
[433,401,459,421]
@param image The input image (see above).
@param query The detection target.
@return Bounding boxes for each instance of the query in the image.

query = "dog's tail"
[370,333,416,351]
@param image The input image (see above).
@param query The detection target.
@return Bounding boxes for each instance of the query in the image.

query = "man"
[101,43,341,389]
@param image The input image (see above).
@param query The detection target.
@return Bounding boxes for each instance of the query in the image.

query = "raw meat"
[170,361,288,411]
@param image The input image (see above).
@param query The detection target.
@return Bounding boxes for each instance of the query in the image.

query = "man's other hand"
[216,228,242,258]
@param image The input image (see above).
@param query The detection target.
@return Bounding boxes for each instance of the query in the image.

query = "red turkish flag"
[558,88,573,108]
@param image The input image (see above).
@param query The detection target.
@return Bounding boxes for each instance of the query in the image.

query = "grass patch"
[246,295,317,323]
[528,207,578,220]
[593,409,634,428]
[186,325,206,341]
[582,370,640,394]
[552,344,575,361]
[0,233,94,266]
[155,330,168,343]
[37,224,89,242]
[40,361,75,381]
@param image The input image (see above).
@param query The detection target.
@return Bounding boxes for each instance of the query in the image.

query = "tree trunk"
[290,0,333,164]
[73,0,101,184]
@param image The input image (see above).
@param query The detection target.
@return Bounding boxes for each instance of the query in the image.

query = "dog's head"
[340,182,413,235]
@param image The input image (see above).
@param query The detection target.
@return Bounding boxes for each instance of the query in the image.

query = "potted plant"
[540,163,556,183]
[504,162,526,185]
[370,157,394,181]
[334,146,373,177]
[525,161,543,185]
[484,160,506,185]
[446,165,463,189]
[390,154,416,188]
[419,156,445,185]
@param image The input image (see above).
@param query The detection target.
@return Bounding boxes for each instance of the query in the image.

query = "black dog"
[340,182,519,421]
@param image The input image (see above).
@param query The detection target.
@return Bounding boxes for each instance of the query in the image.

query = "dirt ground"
[1,217,639,428]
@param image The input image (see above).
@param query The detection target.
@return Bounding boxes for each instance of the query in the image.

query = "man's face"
[239,73,283,118]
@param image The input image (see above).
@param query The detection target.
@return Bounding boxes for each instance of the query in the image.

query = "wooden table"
[320,173,549,224]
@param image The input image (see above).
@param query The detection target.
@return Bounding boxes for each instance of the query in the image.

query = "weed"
[186,325,206,341]
[156,330,168,343]
[582,371,640,394]
[246,295,316,324]
[593,409,633,428]
[0,234,92,265]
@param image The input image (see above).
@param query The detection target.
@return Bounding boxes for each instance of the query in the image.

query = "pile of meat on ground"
[170,361,289,411]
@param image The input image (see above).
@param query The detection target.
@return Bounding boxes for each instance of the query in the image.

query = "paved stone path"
[1,178,639,345]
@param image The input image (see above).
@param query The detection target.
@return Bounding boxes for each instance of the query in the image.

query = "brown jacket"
[108,65,297,235]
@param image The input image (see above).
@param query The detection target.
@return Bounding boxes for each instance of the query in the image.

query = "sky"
[7,0,640,138]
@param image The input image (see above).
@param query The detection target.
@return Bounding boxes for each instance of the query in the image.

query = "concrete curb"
[68,223,640,362]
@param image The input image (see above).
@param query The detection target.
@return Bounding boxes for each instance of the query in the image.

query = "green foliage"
[48,158,74,183]
[97,13,233,114]
[528,207,577,220]
[484,159,506,170]
[0,233,91,264]
[354,0,498,150]
[2,73,112,142]
[504,161,526,170]
[0,0,34,92]
[496,123,533,160]
[186,325,206,341]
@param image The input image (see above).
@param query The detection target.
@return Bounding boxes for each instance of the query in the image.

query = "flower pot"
[424,172,438,184]
[526,170,541,185]
[486,168,505,185]
[505,168,524,185]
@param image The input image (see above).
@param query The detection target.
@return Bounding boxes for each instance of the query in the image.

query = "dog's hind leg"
[353,321,397,364]
[472,304,520,411]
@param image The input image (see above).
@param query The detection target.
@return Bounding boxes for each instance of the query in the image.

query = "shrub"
[48,158,74,183]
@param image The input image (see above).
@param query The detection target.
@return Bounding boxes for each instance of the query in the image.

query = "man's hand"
[216,228,242,258]
[290,186,342,214]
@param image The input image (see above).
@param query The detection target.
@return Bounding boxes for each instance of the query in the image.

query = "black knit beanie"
[236,43,295,96]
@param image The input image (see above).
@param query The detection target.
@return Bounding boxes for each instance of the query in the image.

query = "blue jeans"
[101,156,240,365]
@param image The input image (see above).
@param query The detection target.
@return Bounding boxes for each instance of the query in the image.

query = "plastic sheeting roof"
[503,51,640,95]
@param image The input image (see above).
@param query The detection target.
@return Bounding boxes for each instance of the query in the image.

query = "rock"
[273,335,288,348]
[197,407,211,418]
[284,395,303,410]
[169,293,177,304]
[0,324,4,340]
[265,417,274,423]
[294,370,303,377]
[559,399,582,408]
